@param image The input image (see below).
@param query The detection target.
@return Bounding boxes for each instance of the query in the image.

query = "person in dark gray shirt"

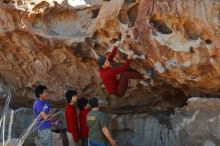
[86,97,116,146]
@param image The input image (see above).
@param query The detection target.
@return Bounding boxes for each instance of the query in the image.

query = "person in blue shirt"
[33,85,53,146]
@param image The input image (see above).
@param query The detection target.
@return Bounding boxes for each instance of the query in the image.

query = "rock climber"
[97,41,154,97]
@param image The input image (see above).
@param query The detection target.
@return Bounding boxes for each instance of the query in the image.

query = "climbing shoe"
[146,67,154,79]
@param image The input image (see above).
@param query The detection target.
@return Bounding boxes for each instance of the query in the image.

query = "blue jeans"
[88,139,107,146]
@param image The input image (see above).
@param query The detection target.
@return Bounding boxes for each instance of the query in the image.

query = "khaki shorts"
[66,132,81,146]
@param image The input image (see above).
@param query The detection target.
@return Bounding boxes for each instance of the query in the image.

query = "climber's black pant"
[114,70,143,97]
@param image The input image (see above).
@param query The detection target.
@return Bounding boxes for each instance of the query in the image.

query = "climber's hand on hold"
[107,41,121,53]
[114,41,121,48]
[132,54,138,60]
[133,54,145,60]
[107,48,112,53]
[127,51,134,60]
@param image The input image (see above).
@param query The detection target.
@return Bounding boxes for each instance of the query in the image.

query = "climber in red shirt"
[65,90,79,146]
[97,41,153,97]
[77,97,90,146]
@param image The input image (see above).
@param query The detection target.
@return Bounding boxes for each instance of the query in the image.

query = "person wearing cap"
[97,41,150,97]
[86,97,116,146]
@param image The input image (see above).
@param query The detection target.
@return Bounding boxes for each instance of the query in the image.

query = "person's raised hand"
[114,41,121,48]
[127,50,134,60]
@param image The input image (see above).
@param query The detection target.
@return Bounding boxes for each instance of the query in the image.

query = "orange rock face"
[136,0,220,92]
[1,0,220,110]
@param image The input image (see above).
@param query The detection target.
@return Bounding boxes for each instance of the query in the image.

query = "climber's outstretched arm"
[108,41,121,62]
